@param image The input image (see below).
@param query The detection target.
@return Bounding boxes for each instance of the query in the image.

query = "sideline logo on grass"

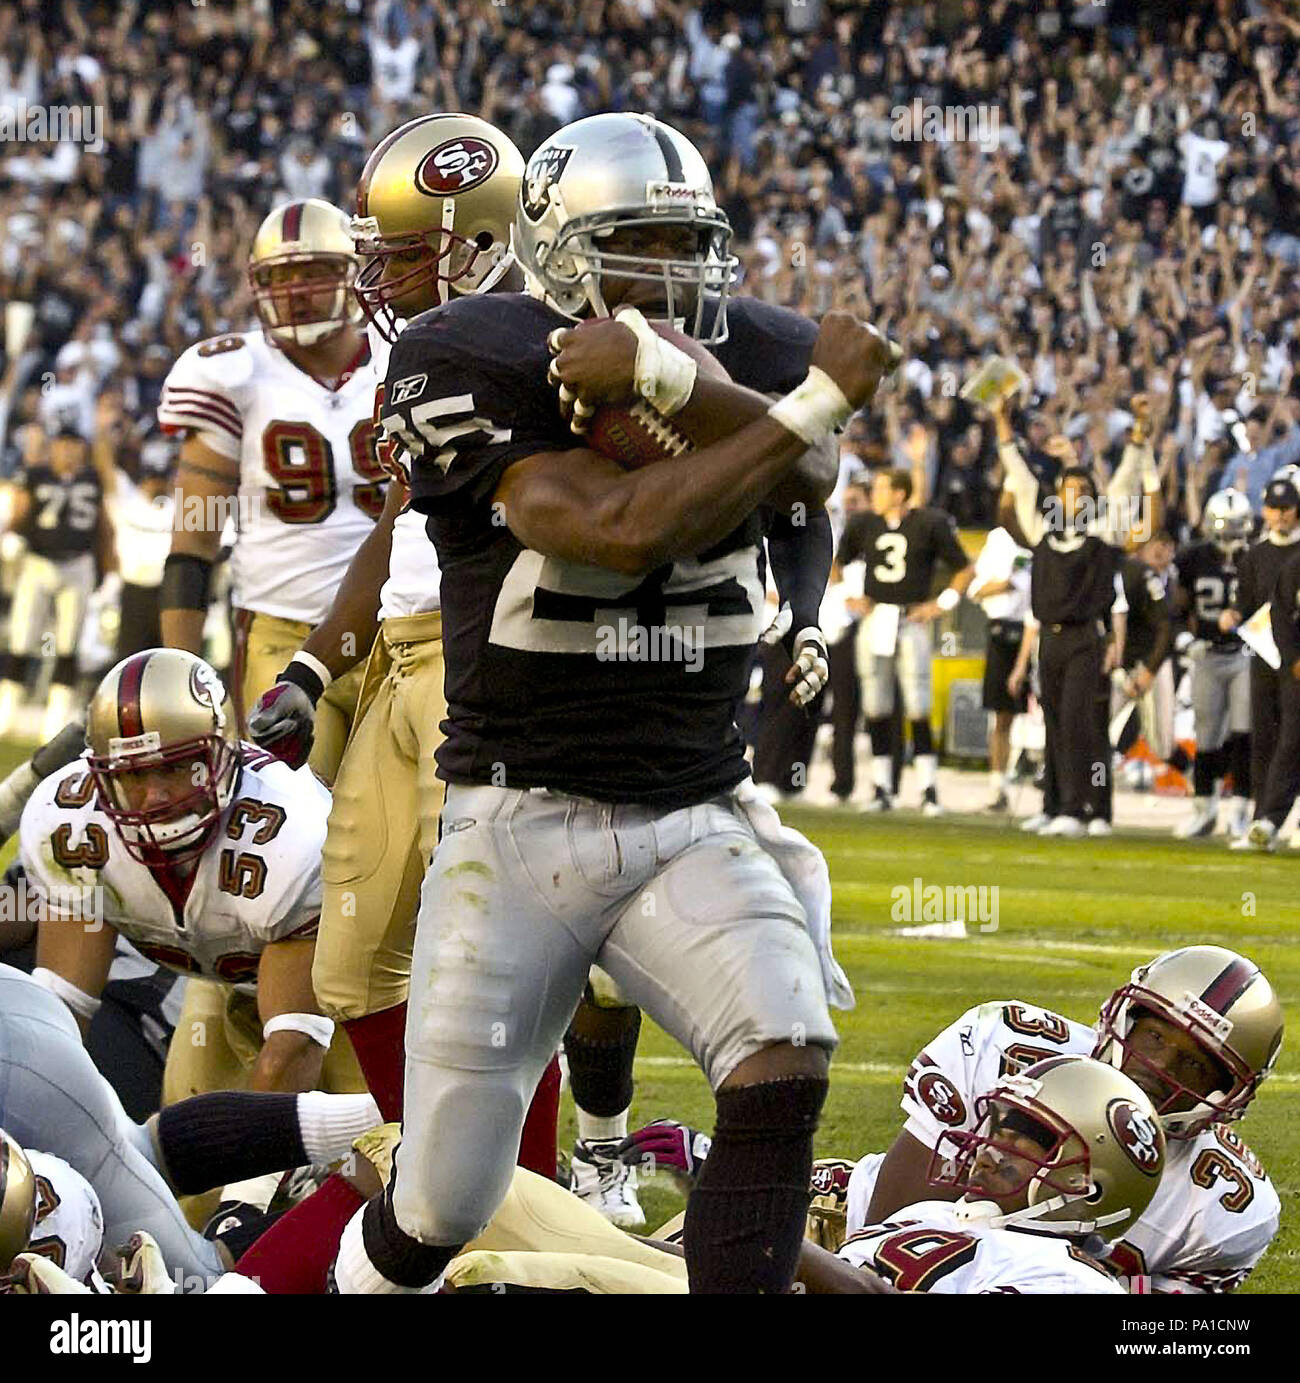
[889,877,998,934]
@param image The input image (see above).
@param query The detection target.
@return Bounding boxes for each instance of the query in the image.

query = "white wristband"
[936,587,961,613]
[263,1012,336,1049]
[768,367,852,447]
[615,307,698,417]
[31,966,102,1021]
[289,651,333,693]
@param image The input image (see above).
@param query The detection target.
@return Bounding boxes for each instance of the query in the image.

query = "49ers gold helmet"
[351,113,524,341]
[1094,946,1284,1139]
[0,1130,37,1273]
[248,198,364,349]
[86,649,240,865]
[930,1056,1166,1242]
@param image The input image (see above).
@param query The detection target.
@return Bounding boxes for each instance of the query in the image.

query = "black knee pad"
[564,999,640,1118]
[712,1074,828,1147]
[154,1091,305,1195]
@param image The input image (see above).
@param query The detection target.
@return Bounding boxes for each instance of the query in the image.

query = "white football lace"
[628,400,691,456]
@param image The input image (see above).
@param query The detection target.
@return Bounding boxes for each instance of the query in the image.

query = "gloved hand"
[613,1119,712,1187]
[761,603,830,707]
[247,677,318,770]
[114,1231,176,1295]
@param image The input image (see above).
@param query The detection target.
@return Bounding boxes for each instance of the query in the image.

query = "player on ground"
[825,1056,1161,1294]
[624,946,1281,1292]
[330,112,885,1296]
[157,198,388,782]
[245,114,564,1180]
[831,467,974,814]
[1172,489,1253,839]
[19,648,363,1104]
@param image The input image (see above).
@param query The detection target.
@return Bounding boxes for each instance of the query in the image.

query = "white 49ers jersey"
[158,329,389,625]
[838,1200,1123,1294]
[19,746,328,990]
[24,1150,105,1286]
[844,999,1279,1292]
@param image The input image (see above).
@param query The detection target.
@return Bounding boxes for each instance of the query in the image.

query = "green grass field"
[2,736,1295,1291]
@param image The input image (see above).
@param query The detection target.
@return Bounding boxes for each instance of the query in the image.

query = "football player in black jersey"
[0,426,112,741]
[1170,489,1253,839]
[832,468,974,814]
[1225,476,1300,850]
[331,113,893,1297]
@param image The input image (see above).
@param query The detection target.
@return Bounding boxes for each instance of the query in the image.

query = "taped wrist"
[160,553,213,611]
[263,1012,335,1048]
[615,307,698,417]
[277,653,331,707]
[30,967,101,1021]
[153,1091,304,1194]
[768,368,852,447]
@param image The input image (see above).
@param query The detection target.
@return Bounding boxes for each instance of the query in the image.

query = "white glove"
[114,1232,176,1295]
[787,627,830,706]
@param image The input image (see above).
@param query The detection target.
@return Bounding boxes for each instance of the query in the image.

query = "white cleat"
[859,788,894,814]
[1039,816,1086,838]
[569,1140,645,1229]
[1086,819,1113,838]
[1175,801,1219,838]
[1246,820,1278,852]
[922,788,944,818]
[1020,813,1051,833]
[1223,800,1251,839]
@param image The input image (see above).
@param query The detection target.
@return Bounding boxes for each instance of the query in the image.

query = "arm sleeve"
[1232,550,1256,617]
[934,510,971,575]
[1144,574,1173,671]
[835,511,868,567]
[766,509,832,642]
[997,439,1044,546]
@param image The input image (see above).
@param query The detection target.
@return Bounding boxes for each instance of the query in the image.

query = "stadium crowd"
[4,0,1300,797]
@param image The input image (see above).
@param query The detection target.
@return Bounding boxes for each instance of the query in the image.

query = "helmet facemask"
[249,253,363,350]
[928,1092,1111,1236]
[529,208,736,342]
[89,733,240,867]
[1094,986,1256,1138]
[351,209,513,343]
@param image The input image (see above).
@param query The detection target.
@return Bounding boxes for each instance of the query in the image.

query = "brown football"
[585,322,730,471]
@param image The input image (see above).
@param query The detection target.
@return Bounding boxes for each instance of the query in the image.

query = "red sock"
[518,1055,561,1179]
[342,1003,408,1122]
[235,1173,363,1294]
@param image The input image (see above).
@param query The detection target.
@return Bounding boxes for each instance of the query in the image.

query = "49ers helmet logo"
[1108,1099,1162,1174]
[415,137,499,196]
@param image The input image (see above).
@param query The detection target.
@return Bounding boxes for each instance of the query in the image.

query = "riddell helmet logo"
[1108,1099,1162,1174]
[415,137,500,196]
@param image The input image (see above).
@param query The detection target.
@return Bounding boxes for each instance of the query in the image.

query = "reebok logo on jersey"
[389,373,428,406]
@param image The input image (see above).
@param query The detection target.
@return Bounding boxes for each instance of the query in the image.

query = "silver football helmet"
[512,113,738,341]
[1272,463,1300,490]
[1202,489,1253,551]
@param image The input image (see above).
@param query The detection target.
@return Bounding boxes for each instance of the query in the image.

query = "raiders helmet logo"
[521,146,573,222]
[1108,1099,1162,1175]
[917,1071,968,1127]
[415,137,500,197]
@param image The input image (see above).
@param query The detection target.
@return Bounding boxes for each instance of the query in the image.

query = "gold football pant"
[232,609,364,785]
[314,611,446,1022]
[161,979,366,1105]
[354,1124,688,1290]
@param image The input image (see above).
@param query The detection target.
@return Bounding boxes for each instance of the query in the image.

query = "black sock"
[1228,733,1251,798]
[867,716,892,758]
[155,1092,305,1195]
[564,997,640,1121]
[361,1176,459,1289]
[910,718,934,757]
[1193,747,1222,799]
[683,1075,827,1294]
